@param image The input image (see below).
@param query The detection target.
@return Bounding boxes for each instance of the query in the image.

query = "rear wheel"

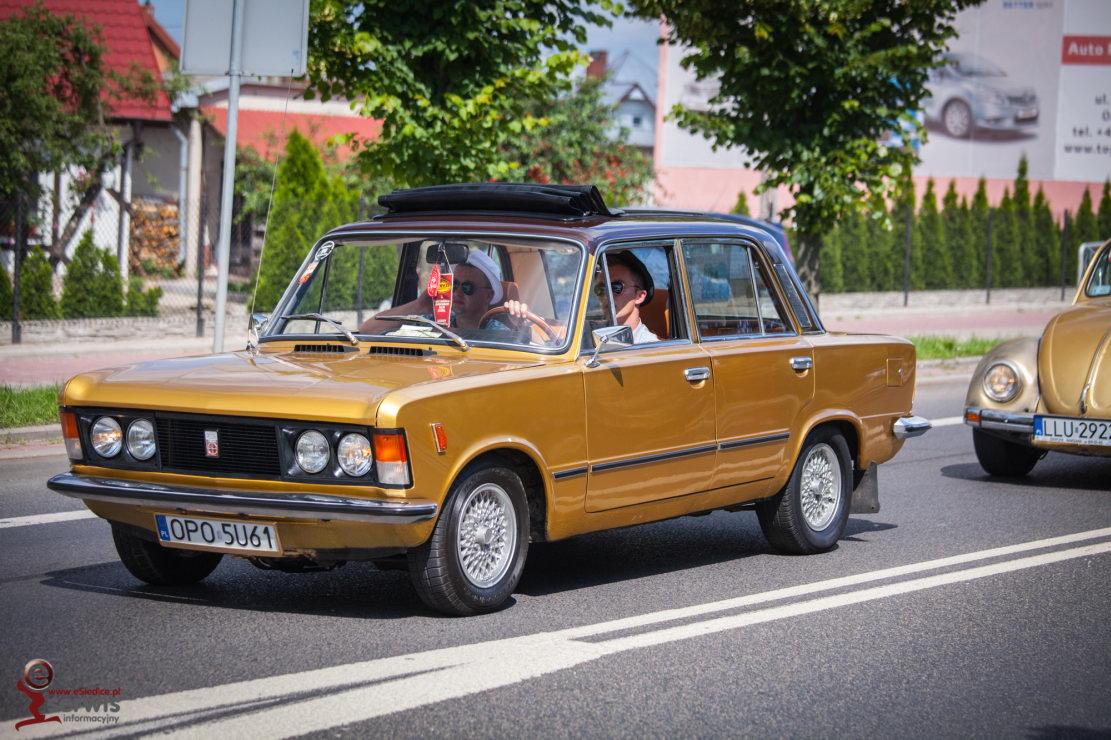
[112,525,222,586]
[943,99,973,138]
[409,464,529,616]
[757,428,852,554]
[972,428,1042,477]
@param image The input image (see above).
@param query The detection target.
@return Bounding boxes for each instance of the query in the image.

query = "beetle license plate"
[155,514,281,554]
[1033,416,1111,447]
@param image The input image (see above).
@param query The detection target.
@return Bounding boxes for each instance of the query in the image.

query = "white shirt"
[631,321,659,344]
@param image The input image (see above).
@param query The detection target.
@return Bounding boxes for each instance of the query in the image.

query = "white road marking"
[929,416,965,428]
[0,509,96,529]
[13,526,1111,738]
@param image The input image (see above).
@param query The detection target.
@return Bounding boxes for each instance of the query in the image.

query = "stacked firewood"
[129,199,181,277]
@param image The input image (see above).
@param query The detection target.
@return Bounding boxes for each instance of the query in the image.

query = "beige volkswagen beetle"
[964,238,1111,476]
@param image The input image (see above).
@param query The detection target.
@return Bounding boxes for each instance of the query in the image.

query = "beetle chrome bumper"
[47,473,437,524]
[893,415,931,439]
[963,408,1035,434]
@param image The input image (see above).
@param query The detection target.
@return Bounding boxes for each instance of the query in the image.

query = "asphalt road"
[1,375,1109,738]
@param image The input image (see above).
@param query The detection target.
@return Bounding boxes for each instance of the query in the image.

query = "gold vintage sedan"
[49,184,928,615]
[965,238,1111,475]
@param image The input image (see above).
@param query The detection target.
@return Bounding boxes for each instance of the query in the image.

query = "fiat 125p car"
[49,184,929,615]
[964,238,1110,476]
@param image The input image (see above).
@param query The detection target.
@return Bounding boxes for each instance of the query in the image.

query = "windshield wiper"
[281,313,359,346]
[374,315,470,351]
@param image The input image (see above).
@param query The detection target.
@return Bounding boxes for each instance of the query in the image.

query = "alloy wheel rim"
[456,483,517,588]
[800,443,841,531]
[945,103,970,137]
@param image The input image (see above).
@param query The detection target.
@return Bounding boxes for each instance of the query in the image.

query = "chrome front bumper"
[47,473,438,524]
[893,415,932,439]
[964,408,1034,435]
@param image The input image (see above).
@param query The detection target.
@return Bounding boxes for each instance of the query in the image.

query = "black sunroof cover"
[378,183,614,217]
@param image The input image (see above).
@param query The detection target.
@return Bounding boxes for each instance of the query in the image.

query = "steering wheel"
[479,306,560,343]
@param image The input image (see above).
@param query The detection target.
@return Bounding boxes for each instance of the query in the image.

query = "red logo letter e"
[15,659,61,731]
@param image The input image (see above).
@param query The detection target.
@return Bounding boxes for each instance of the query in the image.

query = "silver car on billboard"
[924,53,1039,138]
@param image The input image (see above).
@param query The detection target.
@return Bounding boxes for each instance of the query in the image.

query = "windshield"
[950,53,1006,78]
[270,236,584,351]
[1085,244,1111,298]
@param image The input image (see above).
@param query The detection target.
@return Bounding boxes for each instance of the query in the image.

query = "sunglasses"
[593,280,642,297]
[454,280,491,296]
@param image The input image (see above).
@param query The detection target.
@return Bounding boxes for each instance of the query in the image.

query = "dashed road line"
[0,509,96,529]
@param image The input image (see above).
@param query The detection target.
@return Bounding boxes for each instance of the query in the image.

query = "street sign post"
[181,0,309,353]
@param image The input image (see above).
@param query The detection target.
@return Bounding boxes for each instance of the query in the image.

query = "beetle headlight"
[337,433,373,477]
[983,362,1020,402]
[295,430,330,474]
[126,419,157,461]
[90,416,123,458]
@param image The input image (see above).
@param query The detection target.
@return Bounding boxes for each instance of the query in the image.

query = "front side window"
[1086,244,1111,298]
[682,240,793,338]
[272,236,584,351]
[582,242,685,348]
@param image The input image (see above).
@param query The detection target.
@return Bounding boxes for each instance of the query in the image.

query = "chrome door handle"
[684,367,711,382]
[790,356,813,372]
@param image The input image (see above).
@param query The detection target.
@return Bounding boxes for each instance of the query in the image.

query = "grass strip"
[910,335,1005,361]
[1,384,62,428]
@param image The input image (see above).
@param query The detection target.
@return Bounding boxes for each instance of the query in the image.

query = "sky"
[146,0,659,96]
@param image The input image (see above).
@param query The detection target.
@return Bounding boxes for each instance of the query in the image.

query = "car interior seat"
[639,287,671,340]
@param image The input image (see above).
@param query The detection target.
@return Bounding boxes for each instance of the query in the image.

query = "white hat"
[465,250,504,305]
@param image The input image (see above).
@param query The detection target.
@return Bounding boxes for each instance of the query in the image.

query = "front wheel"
[112,525,222,585]
[757,429,852,554]
[409,464,529,616]
[943,99,973,138]
[972,428,1042,477]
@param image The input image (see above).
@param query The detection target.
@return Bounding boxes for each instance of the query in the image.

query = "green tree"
[1098,179,1111,241]
[1012,155,1038,284]
[630,0,980,293]
[890,177,920,291]
[968,178,989,288]
[866,195,897,291]
[0,4,110,203]
[731,190,751,216]
[1072,187,1099,283]
[307,1,608,186]
[62,232,124,318]
[503,77,654,205]
[0,260,12,314]
[836,208,871,291]
[820,227,845,293]
[917,179,950,289]
[942,181,973,289]
[18,247,61,319]
[1032,188,1058,287]
[991,190,1022,288]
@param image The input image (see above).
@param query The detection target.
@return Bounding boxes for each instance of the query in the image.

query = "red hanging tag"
[427,264,441,297]
[433,272,453,325]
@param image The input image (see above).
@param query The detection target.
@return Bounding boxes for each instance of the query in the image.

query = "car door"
[681,238,815,489]
[582,242,718,513]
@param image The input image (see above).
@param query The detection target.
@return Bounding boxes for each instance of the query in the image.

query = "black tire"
[942,99,973,138]
[757,428,852,555]
[408,464,530,616]
[112,525,222,586]
[973,428,1042,477]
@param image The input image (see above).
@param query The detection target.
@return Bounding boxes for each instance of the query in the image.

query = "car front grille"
[156,417,282,477]
[1008,94,1035,106]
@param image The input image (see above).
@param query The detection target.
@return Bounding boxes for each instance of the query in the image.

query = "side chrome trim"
[719,431,790,450]
[47,473,437,524]
[552,467,588,481]
[591,443,718,474]
[965,407,1035,434]
[893,415,932,439]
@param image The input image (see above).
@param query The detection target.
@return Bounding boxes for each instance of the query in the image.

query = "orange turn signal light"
[431,423,447,453]
[373,431,409,463]
[964,410,981,425]
[60,410,79,439]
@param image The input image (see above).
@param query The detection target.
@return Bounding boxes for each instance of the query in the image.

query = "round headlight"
[337,433,373,477]
[983,362,1020,402]
[126,419,156,461]
[90,416,122,458]
[295,430,330,474]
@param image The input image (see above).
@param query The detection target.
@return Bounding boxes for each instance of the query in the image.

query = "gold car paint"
[59,240,920,555]
[964,338,1041,414]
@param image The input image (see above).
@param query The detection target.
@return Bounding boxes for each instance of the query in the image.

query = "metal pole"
[902,204,911,307]
[1060,210,1070,302]
[356,246,365,326]
[116,125,137,285]
[12,192,25,344]
[985,209,993,305]
[212,0,246,353]
[195,176,208,338]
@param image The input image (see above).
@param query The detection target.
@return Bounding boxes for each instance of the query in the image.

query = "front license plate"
[154,514,281,555]
[1033,416,1111,447]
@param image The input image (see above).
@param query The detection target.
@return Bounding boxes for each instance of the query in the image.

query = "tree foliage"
[0,3,110,201]
[630,0,980,290]
[307,0,611,186]
[1098,179,1111,242]
[61,232,125,318]
[18,247,61,319]
[0,259,12,315]
[502,76,653,205]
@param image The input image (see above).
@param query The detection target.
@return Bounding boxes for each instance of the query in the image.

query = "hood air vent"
[368,346,431,357]
[292,344,356,354]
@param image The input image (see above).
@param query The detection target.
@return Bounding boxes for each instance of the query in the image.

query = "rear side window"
[681,240,763,337]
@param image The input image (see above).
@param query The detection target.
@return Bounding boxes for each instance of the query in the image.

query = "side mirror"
[247,312,269,353]
[586,325,633,368]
